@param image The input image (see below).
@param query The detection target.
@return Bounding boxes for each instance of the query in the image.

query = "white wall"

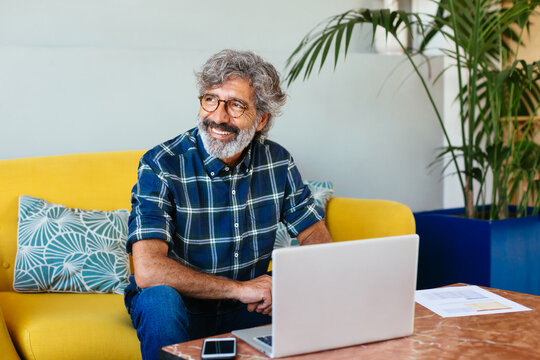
[410,0,470,209]
[0,0,446,212]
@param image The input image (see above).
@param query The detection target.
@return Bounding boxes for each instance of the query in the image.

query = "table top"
[160,285,540,360]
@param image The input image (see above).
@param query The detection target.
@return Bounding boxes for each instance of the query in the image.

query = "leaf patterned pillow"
[274,181,334,248]
[14,195,130,294]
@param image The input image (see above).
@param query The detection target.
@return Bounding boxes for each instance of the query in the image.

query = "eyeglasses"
[199,93,249,118]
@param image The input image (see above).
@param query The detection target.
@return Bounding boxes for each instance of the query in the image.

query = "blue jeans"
[127,284,271,360]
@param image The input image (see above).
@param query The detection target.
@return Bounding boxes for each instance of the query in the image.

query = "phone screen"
[202,338,236,359]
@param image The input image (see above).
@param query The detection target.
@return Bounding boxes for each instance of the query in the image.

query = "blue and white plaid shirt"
[127,127,324,282]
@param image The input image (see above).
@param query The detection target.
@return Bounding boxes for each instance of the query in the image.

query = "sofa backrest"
[0,150,416,291]
[325,197,416,241]
[0,150,145,291]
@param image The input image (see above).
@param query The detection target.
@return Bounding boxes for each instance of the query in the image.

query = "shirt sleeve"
[281,156,325,237]
[126,154,175,254]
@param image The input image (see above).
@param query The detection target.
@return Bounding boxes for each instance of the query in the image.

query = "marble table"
[160,285,540,360]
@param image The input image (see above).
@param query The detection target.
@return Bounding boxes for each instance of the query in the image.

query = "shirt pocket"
[246,200,279,231]
[245,201,279,256]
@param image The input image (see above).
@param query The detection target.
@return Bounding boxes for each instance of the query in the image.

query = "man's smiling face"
[197,77,268,166]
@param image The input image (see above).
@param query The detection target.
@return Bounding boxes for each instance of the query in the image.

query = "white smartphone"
[201,337,237,360]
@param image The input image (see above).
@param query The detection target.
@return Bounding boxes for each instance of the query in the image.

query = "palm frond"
[285,8,419,86]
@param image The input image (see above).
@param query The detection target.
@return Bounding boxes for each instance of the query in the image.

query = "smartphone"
[201,337,237,360]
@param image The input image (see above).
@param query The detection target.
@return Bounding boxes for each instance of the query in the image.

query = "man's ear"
[256,114,270,132]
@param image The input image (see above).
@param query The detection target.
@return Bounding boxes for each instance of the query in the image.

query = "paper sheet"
[415,285,532,318]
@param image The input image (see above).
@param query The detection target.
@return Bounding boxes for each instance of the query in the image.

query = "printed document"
[415,285,532,318]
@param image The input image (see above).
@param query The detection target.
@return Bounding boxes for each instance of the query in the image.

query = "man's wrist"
[224,279,243,301]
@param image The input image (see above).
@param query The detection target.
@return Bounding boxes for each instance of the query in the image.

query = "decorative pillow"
[274,181,334,248]
[14,195,130,294]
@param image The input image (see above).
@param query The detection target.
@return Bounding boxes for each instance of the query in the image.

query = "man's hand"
[236,275,273,315]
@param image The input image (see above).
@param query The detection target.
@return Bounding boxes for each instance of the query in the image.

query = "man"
[124,49,332,360]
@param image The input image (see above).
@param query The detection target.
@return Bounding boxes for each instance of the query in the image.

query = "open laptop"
[232,234,419,358]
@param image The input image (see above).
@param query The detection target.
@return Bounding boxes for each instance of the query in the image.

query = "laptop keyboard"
[255,335,273,347]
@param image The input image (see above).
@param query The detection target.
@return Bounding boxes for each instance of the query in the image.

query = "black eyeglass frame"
[198,94,249,118]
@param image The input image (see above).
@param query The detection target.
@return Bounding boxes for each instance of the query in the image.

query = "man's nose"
[208,101,229,123]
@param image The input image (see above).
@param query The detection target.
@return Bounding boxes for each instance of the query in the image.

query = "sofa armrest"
[0,305,20,360]
[325,197,415,242]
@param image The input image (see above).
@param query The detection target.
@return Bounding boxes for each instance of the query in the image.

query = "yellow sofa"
[0,150,415,360]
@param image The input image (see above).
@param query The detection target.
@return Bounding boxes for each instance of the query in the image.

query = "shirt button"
[234,223,239,228]
[225,166,230,171]
[234,253,239,258]
[210,172,215,176]
[232,190,236,195]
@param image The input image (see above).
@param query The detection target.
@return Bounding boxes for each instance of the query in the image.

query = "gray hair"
[196,49,287,139]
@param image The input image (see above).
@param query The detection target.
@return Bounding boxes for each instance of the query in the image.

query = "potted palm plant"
[285,0,540,294]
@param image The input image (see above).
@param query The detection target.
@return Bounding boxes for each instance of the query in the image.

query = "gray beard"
[197,116,258,160]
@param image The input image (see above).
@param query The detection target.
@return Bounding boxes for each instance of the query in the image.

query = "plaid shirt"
[127,127,324,282]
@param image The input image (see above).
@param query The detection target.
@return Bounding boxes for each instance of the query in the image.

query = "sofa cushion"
[274,181,334,248]
[14,195,130,294]
[0,291,141,360]
[0,150,145,292]
[0,305,19,360]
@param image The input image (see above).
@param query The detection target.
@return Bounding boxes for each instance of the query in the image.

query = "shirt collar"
[237,140,254,170]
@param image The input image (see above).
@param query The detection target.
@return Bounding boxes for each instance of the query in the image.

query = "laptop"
[232,234,419,358]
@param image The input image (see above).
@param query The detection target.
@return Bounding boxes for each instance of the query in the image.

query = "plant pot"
[414,207,540,295]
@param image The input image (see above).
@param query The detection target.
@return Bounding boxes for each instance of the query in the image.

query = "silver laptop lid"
[271,234,419,358]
